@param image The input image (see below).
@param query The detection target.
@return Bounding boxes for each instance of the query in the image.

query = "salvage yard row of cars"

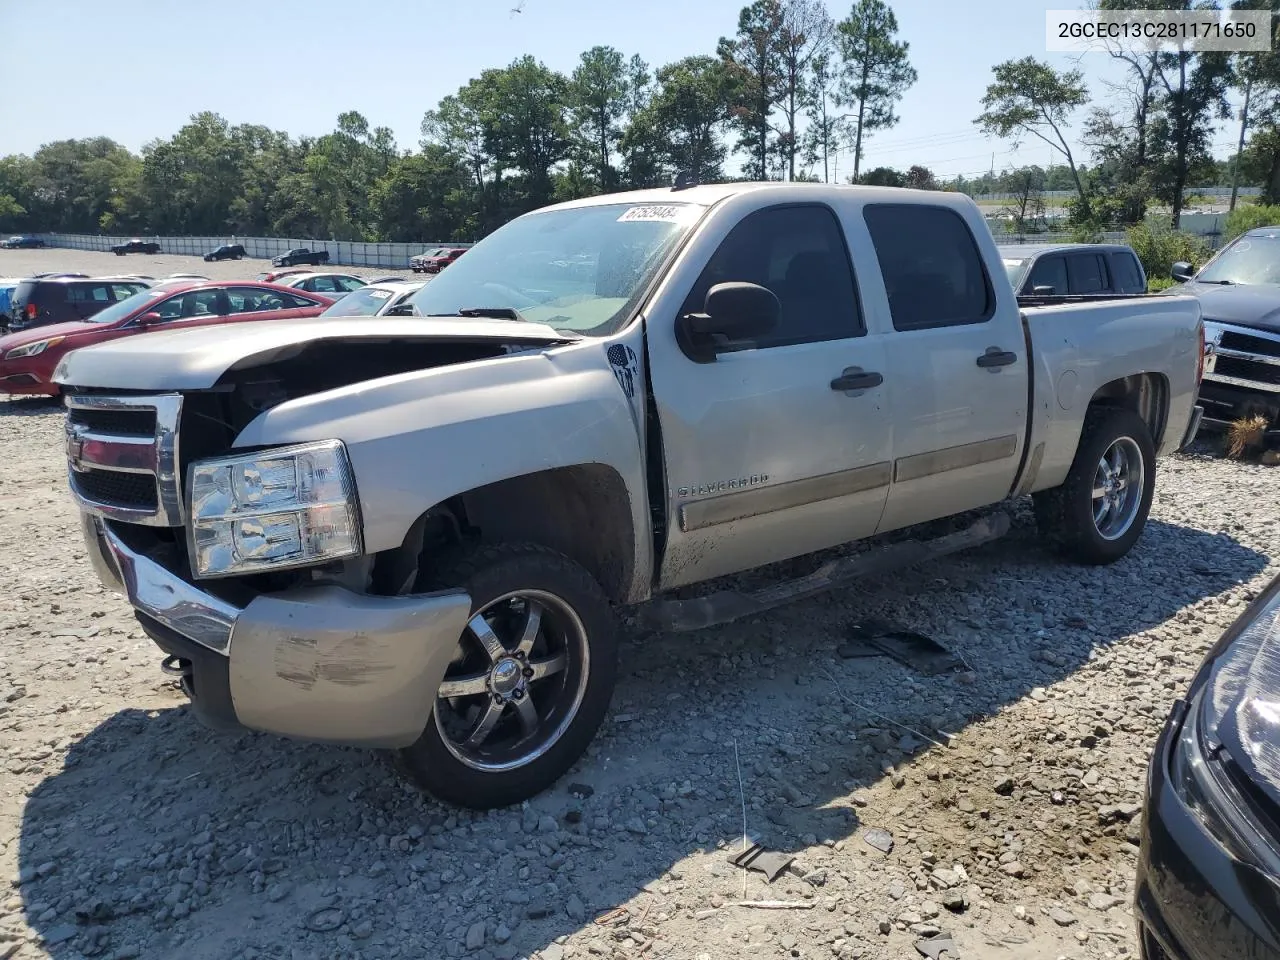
[0,267,428,396]
[4,184,1280,959]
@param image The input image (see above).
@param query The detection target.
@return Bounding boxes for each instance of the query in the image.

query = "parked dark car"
[1,235,45,249]
[1168,226,1280,430]
[271,247,330,268]
[204,243,246,262]
[1002,242,1147,297]
[110,238,161,256]
[1136,571,1280,960]
[7,276,151,333]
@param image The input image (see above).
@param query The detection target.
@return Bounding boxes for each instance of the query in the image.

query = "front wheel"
[396,543,618,809]
[1033,407,1156,565]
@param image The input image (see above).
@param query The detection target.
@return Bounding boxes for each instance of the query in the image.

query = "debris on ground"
[839,619,967,675]
[725,833,794,881]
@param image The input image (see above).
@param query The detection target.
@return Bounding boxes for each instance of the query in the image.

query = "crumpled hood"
[1174,282,1280,334]
[1209,595,1280,813]
[0,319,107,352]
[54,316,572,391]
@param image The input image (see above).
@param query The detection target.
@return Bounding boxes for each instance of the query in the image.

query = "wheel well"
[373,465,637,604]
[1087,373,1169,445]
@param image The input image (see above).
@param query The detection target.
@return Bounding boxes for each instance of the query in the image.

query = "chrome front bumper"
[83,515,473,748]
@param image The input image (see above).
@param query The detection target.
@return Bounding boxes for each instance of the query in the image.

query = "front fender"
[232,338,651,595]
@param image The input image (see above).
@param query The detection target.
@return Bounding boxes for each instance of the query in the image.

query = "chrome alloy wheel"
[1092,436,1144,541]
[433,590,589,772]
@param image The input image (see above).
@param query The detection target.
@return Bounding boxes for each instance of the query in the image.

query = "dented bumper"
[83,515,472,748]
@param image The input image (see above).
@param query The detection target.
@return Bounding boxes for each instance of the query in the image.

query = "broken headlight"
[1170,576,1280,868]
[187,440,362,579]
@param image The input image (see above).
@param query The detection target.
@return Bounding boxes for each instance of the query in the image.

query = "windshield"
[1195,232,1280,285]
[320,286,396,317]
[1003,258,1027,286]
[406,201,704,336]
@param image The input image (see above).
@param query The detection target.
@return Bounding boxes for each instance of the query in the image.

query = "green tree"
[904,164,937,190]
[635,56,735,183]
[718,0,785,179]
[775,0,832,180]
[568,46,629,190]
[372,147,473,241]
[834,0,916,182]
[975,56,1091,220]
[802,51,844,182]
[1146,34,1231,228]
[858,165,904,186]
[478,57,572,209]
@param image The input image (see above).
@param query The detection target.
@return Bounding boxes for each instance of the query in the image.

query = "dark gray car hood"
[53,317,571,391]
[1173,281,1280,334]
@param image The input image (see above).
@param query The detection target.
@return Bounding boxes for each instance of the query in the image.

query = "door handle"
[976,348,1018,368]
[830,369,884,392]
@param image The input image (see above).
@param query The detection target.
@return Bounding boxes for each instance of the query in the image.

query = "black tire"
[1033,406,1156,565]
[396,542,618,810]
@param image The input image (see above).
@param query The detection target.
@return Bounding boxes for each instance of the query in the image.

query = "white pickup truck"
[56,183,1205,809]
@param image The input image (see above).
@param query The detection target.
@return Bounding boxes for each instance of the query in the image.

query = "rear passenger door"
[1108,251,1146,293]
[650,202,894,589]
[865,203,1028,533]
[1066,252,1109,294]
[66,283,113,321]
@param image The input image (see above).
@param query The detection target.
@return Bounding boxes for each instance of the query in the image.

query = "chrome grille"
[64,394,183,527]
[1220,329,1280,359]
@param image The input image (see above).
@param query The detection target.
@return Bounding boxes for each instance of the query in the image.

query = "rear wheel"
[396,542,618,810]
[1033,407,1156,564]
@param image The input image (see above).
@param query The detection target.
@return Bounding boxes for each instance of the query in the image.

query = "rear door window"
[1025,255,1067,295]
[67,283,113,303]
[863,204,993,330]
[1066,254,1107,294]
[110,283,146,300]
[1108,252,1145,293]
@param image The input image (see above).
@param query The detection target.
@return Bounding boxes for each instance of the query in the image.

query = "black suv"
[204,243,246,262]
[271,247,330,268]
[7,277,150,332]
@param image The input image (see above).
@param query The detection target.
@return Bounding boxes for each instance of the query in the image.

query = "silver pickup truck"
[55,183,1205,809]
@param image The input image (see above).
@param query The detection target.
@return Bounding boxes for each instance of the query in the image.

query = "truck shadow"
[14,507,1271,960]
[0,396,62,416]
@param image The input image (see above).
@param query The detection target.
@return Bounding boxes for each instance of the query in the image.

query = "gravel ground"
[0,247,1277,960]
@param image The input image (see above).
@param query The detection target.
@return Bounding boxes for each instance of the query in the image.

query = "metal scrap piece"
[863,827,895,854]
[725,833,794,882]
[915,932,958,959]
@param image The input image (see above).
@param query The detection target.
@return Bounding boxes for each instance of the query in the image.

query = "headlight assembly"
[5,336,63,360]
[186,440,362,579]
[1170,582,1280,868]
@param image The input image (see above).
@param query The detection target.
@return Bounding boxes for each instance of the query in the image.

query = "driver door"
[647,201,894,589]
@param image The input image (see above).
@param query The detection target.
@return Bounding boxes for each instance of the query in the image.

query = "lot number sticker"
[617,205,694,224]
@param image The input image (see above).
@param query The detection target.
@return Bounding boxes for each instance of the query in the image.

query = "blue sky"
[0,0,1246,179]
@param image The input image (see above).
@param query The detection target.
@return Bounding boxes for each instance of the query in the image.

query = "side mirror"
[386,303,417,317]
[1031,285,1057,296]
[136,312,164,327]
[1171,261,1194,283]
[676,282,780,363]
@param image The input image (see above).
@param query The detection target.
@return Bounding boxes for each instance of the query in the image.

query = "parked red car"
[0,281,333,397]
[414,247,469,274]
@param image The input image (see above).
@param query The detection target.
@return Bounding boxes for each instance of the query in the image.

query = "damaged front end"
[57,319,576,746]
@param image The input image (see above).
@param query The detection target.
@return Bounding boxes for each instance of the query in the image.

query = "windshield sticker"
[367,289,393,300]
[617,204,695,224]
[1229,241,1251,254]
